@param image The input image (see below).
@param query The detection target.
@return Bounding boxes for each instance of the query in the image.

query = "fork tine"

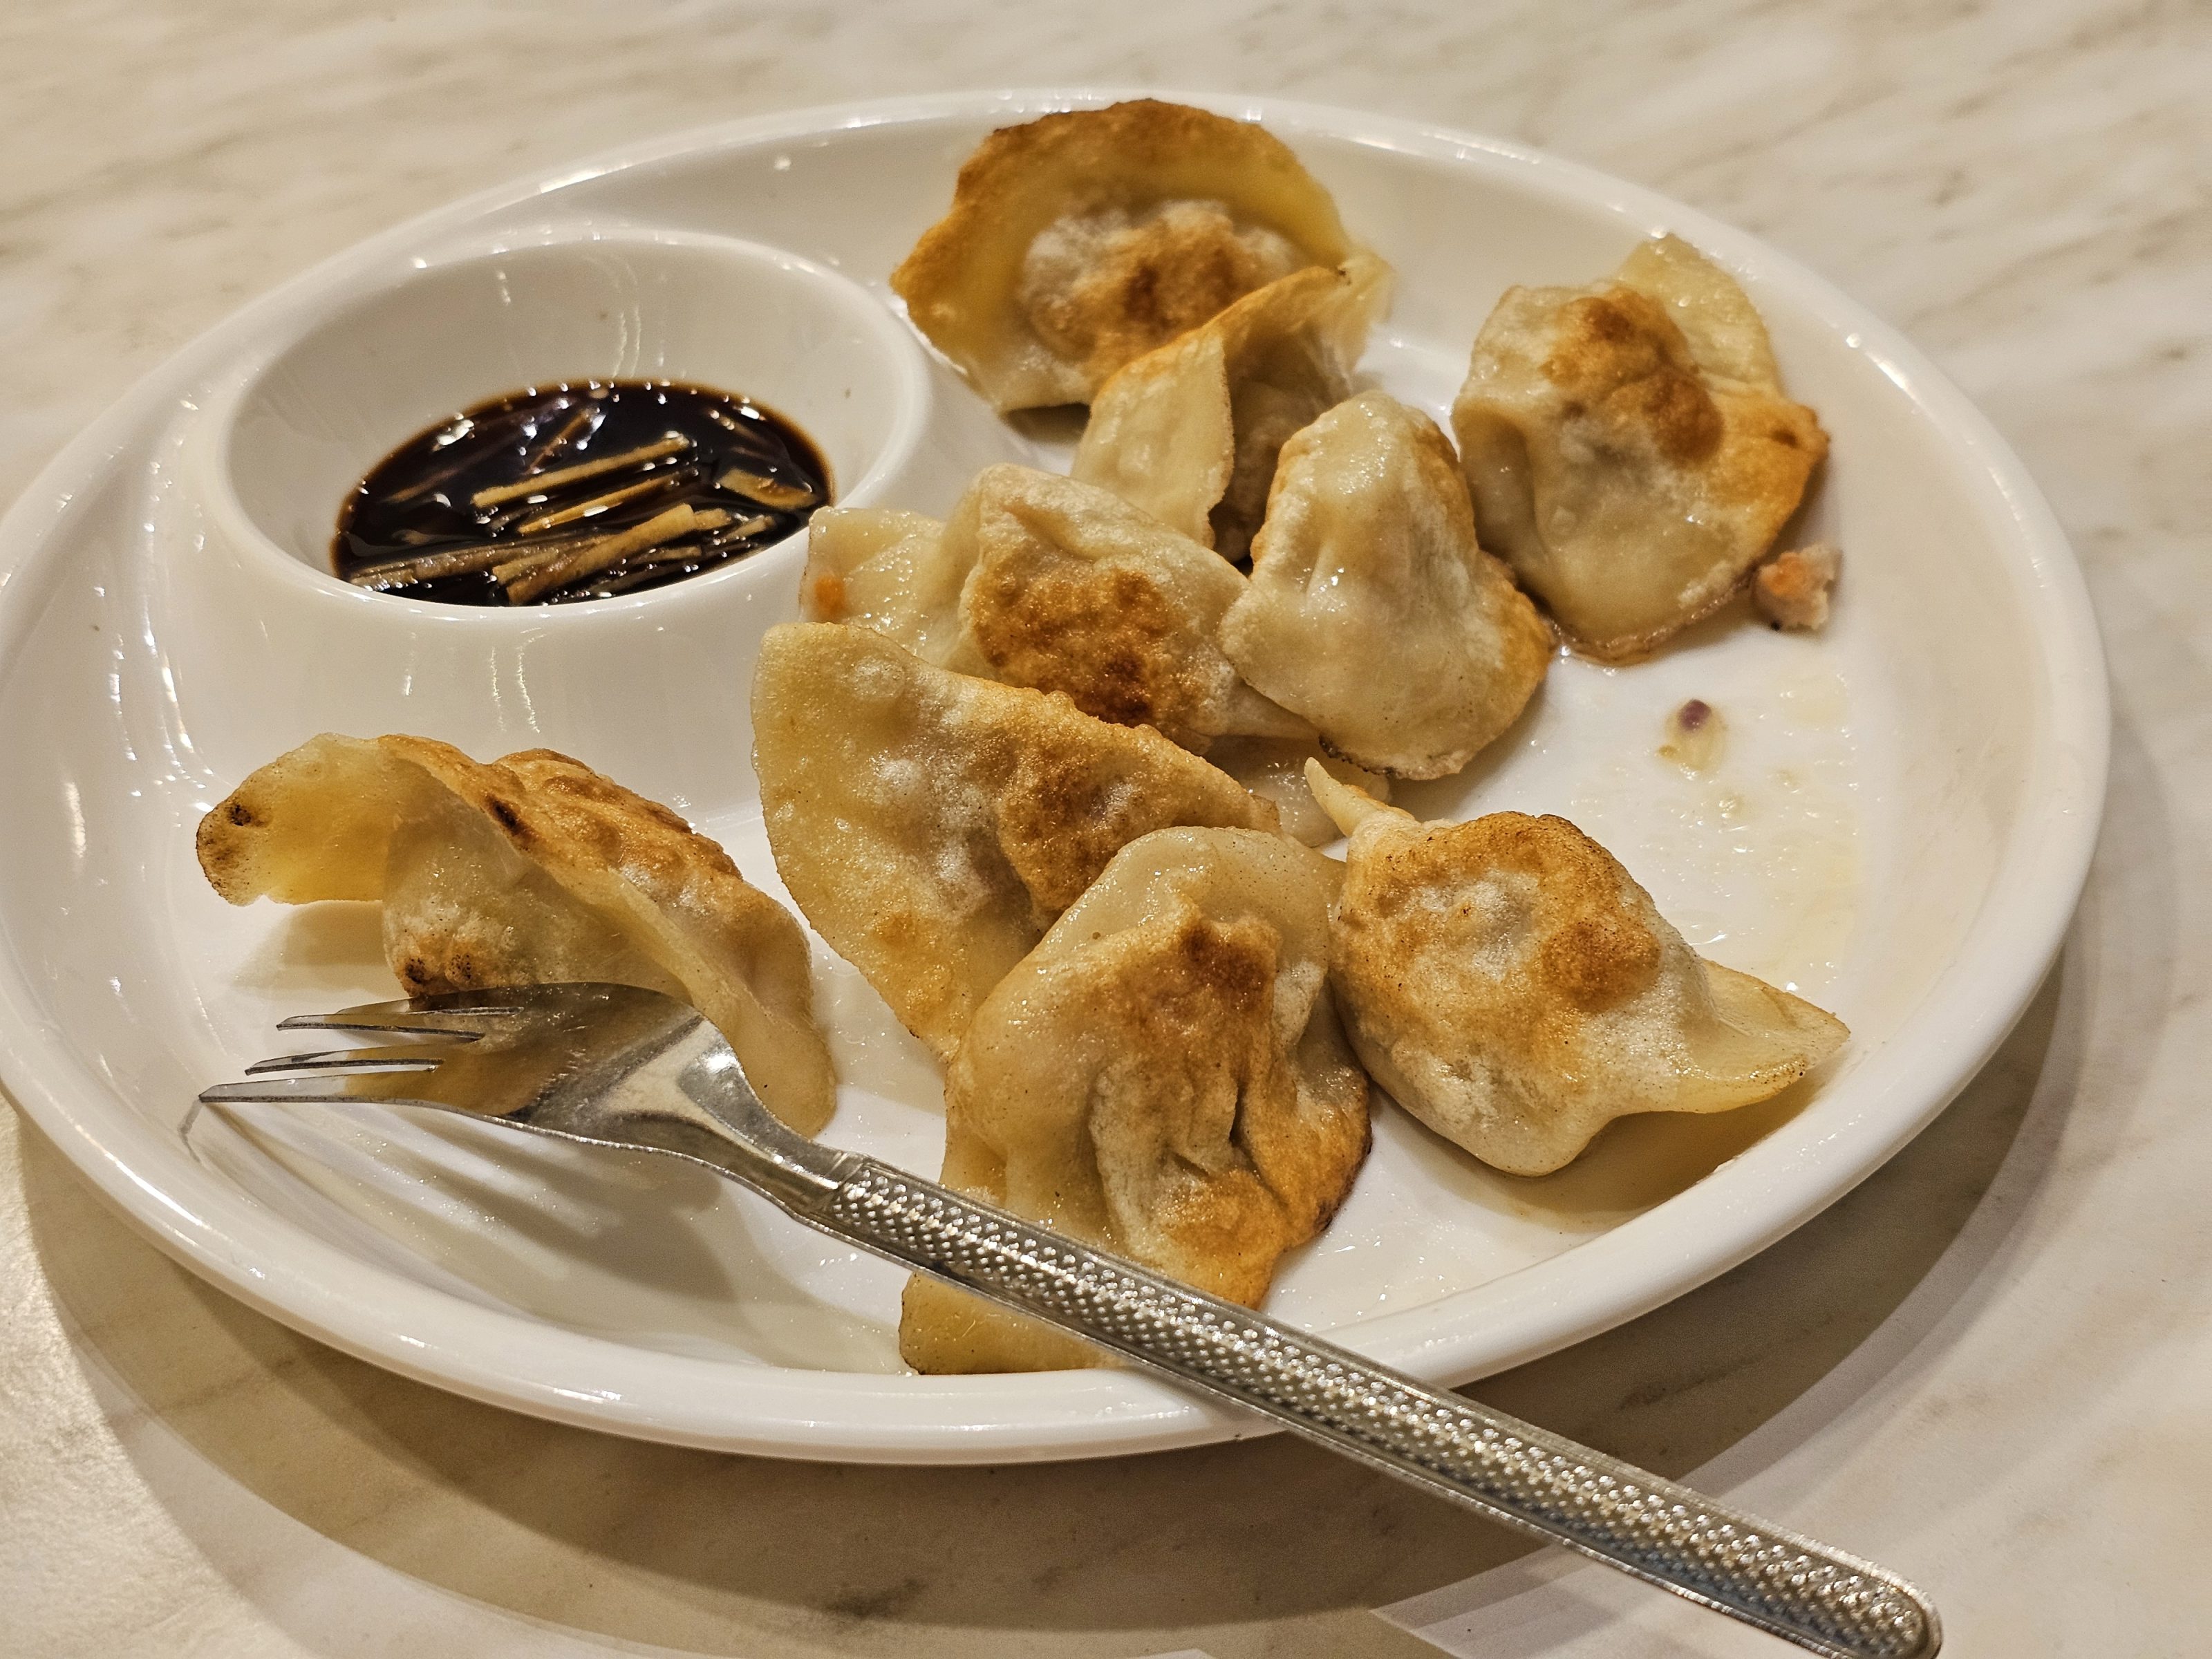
[278,993,536,1035]
[279,982,675,1036]
[243,1043,455,1075]
[205,984,712,1143]
[200,1071,445,1104]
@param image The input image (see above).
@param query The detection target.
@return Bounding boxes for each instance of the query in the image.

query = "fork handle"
[814,1160,1938,1659]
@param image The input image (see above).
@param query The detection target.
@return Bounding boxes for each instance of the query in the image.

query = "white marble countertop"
[4,3,2206,1654]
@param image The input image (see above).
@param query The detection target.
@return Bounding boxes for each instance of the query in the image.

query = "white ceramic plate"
[0,92,2106,1463]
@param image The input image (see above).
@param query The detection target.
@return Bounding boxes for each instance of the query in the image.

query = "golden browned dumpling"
[1451,235,1828,661]
[751,623,1281,1058]
[900,827,1371,1374]
[195,734,837,1134]
[953,468,1312,751]
[1072,254,1391,559]
[1220,391,1553,779]
[891,100,1362,412]
[803,465,1308,752]
[1308,765,1846,1176]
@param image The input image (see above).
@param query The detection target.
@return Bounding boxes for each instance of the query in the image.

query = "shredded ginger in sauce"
[335,380,831,605]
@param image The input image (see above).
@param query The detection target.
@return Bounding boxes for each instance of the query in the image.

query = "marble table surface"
[4,2,2207,1654]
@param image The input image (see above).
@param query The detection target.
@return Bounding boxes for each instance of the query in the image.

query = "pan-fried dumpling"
[1073,254,1391,559]
[752,624,1281,1057]
[805,465,1308,751]
[892,100,1362,412]
[196,735,837,1134]
[900,827,1371,1373]
[1220,392,1552,779]
[1308,764,1847,1176]
[1450,235,1827,661]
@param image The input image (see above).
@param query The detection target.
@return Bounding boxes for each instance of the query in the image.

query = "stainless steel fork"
[203,981,1939,1658]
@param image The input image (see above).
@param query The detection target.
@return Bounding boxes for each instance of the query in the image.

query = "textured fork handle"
[821,1161,1939,1659]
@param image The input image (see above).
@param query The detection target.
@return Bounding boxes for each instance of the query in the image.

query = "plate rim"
[0,88,2110,1463]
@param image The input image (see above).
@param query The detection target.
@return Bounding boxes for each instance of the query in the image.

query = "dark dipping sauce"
[335,379,831,605]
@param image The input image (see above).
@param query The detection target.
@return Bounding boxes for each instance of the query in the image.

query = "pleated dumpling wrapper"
[1221,391,1553,780]
[900,827,1371,1374]
[1306,763,1846,1177]
[803,464,1309,752]
[1072,252,1393,560]
[1450,234,1828,662]
[892,100,1361,412]
[195,735,838,1134]
[751,623,1282,1059]
[802,469,1391,842]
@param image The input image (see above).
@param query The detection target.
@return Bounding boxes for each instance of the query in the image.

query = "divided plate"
[0,92,2107,1461]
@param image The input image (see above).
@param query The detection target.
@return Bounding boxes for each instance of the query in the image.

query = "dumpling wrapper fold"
[1221,391,1553,780]
[803,465,1307,752]
[900,826,1371,1373]
[196,734,836,1134]
[1072,253,1392,559]
[892,100,1362,412]
[751,623,1281,1058]
[1308,764,1846,1175]
[803,469,1394,841]
[1450,234,1827,661]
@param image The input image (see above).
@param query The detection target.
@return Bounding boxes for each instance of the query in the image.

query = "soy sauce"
[335,380,831,605]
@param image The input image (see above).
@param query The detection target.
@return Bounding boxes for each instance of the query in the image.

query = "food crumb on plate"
[1658,697,1727,774]
[1752,541,1841,631]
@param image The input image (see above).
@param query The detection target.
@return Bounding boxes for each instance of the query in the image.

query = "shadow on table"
[24,705,2166,1659]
